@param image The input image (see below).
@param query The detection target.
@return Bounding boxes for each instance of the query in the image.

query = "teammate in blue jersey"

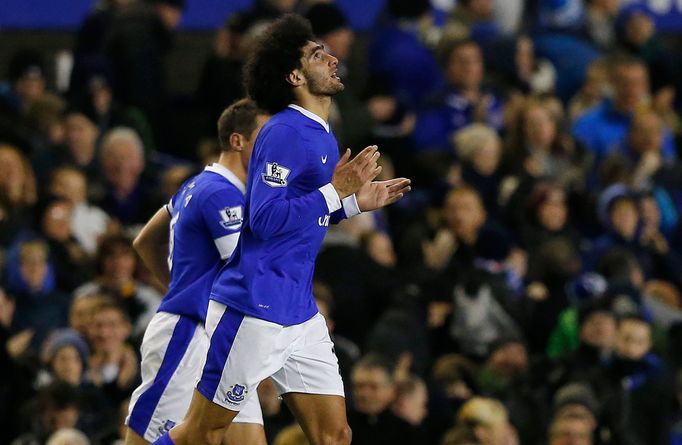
[124,99,269,445]
[154,14,411,445]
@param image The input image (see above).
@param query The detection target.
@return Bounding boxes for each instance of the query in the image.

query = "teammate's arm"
[249,125,380,240]
[133,207,171,290]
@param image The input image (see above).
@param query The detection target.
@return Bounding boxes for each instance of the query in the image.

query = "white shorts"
[197,301,344,411]
[126,312,263,442]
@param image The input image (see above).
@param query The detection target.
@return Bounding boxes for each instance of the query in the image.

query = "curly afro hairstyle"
[243,14,315,114]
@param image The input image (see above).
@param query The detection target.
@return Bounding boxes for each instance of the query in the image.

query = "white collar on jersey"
[205,163,246,195]
[288,104,330,133]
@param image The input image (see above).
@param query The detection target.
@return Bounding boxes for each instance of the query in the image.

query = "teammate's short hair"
[243,14,315,114]
[217,98,263,150]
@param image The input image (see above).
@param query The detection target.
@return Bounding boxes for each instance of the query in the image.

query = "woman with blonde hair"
[0,144,38,247]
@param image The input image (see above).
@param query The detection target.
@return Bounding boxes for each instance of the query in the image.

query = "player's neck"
[217,151,247,184]
[293,94,331,123]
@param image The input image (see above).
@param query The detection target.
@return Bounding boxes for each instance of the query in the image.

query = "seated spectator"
[453,124,502,215]
[569,59,609,122]
[572,55,676,164]
[360,231,397,270]
[616,4,679,133]
[347,354,419,445]
[391,375,429,428]
[476,340,544,442]
[49,166,111,255]
[41,329,90,387]
[5,239,71,349]
[455,397,519,445]
[505,96,582,186]
[77,72,156,155]
[638,192,679,253]
[593,195,682,288]
[547,300,617,388]
[547,412,594,445]
[524,238,582,353]
[68,293,109,338]
[442,186,514,269]
[521,185,580,254]
[41,200,92,292]
[13,381,83,445]
[592,316,672,444]
[0,144,37,248]
[3,49,47,114]
[550,382,601,440]
[582,0,622,50]
[95,127,155,226]
[413,39,503,153]
[74,234,160,337]
[432,354,478,410]
[85,299,138,406]
[40,329,115,437]
[62,111,100,180]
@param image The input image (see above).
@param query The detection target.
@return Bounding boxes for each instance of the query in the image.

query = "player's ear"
[229,133,244,152]
[286,69,304,87]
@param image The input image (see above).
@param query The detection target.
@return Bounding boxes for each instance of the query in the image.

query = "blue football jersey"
[210,105,360,325]
[156,164,246,322]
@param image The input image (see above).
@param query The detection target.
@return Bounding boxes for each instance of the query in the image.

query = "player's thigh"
[282,393,350,445]
[126,312,206,443]
[275,313,350,444]
[198,301,284,412]
[223,423,267,445]
[271,313,345,399]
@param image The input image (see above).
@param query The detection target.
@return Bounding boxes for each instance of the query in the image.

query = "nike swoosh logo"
[321,155,328,164]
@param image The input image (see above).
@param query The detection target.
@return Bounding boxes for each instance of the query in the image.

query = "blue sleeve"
[571,114,593,148]
[200,189,244,260]
[662,130,676,161]
[249,124,342,240]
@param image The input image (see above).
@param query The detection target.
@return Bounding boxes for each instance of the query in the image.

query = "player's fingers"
[385,178,411,192]
[347,146,375,170]
[336,148,351,167]
[364,145,379,159]
[360,152,380,176]
[354,145,377,162]
[365,165,382,181]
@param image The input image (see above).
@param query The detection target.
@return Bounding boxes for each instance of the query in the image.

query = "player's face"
[301,41,344,96]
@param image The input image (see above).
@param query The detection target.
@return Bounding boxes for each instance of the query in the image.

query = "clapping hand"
[356,177,411,211]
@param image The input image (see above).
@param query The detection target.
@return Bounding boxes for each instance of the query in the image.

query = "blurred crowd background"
[2,0,682,444]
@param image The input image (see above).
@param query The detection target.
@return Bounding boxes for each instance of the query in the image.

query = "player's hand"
[332,145,382,198]
[356,177,411,211]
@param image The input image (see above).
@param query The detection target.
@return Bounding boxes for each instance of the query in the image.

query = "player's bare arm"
[133,206,171,291]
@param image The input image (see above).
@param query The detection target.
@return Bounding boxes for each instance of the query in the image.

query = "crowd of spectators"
[2,0,682,444]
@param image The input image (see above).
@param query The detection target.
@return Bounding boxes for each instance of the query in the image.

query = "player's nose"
[328,54,338,66]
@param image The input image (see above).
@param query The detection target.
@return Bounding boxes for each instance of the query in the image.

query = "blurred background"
[1,0,682,444]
